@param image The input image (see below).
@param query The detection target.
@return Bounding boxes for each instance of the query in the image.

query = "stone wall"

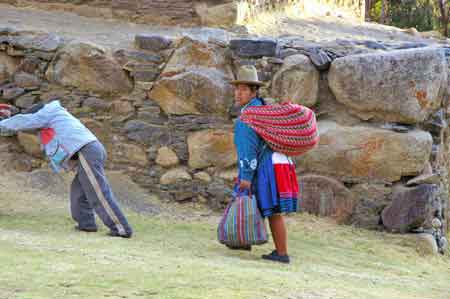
[0,28,448,254]
[1,0,365,26]
[1,0,201,25]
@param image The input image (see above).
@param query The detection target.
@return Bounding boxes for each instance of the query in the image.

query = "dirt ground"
[0,3,441,51]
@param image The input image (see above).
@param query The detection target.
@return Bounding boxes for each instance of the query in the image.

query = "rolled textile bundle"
[239,102,319,157]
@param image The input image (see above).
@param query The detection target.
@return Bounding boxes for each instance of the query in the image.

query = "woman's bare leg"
[268,214,288,256]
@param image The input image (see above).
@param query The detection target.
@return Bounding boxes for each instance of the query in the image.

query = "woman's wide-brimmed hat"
[230,65,264,86]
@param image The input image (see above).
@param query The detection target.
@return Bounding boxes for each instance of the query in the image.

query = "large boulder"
[82,97,111,111]
[162,37,233,78]
[1,30,62,52]
[113,143,148,167]
[80,118,112,146]
[328,48,447,124]
[0,142,33,173]
[15,93,38,109]
[271,54,319,107]
[46,42,133,96]
[111,100,135,115]
[187,129,236,169]
[124,120,169,146]
[349,183,392,229]
[296,121,432,183]
[0,52,21,83]
[298,175,356,223]
[381,184,440,233]
[149,68,234,115]
[155,146,179,168]
[229,39,278,58]
[17,132,43,158]
[16,56,44,74]
[114,49,164,83]
[0,64,7,85]
[134,35,172,52]
[194,171,212,183]
[14,72,41,89]
[160,168,192,185]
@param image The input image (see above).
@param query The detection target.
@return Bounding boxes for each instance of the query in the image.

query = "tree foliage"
[368,0,448,35]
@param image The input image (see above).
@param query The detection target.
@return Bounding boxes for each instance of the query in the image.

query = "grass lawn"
[0,183,449,299]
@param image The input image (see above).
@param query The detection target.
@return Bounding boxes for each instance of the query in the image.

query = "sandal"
[262,250,290,264]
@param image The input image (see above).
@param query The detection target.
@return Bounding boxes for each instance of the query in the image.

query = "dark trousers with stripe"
[70,141,133,236]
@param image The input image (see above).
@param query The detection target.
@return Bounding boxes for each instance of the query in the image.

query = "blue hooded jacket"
[234,97,272,183]
[0,101,97,172]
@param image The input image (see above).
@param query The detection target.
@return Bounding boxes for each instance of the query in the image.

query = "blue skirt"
[234,150,299,218]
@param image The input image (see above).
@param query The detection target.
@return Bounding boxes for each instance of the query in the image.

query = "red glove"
[0,104,12,119]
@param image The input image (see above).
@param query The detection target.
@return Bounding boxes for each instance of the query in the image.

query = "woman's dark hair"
[248,85,266,105]
[250,85,260,99]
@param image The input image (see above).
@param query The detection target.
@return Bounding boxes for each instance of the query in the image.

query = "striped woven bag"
[240,102,319,156]
[217,193,268,247]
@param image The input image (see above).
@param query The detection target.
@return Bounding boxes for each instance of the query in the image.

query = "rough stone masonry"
[0,21,448,254]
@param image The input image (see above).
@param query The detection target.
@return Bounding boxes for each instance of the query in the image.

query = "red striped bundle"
[240,102,319,156]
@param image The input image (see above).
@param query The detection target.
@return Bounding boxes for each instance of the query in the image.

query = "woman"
[231,65,299,264]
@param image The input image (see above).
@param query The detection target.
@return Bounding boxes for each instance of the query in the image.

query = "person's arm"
[0,107,50,132]
[235,121,260,189]
[0,126,15,136]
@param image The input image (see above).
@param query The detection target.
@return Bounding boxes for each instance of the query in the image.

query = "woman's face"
[234,84,257,107]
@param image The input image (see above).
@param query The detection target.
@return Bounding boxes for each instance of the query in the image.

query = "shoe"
[262,250,290,264]
[74,225,98,233]
[226,244,252,251]
[107,231,132,239]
